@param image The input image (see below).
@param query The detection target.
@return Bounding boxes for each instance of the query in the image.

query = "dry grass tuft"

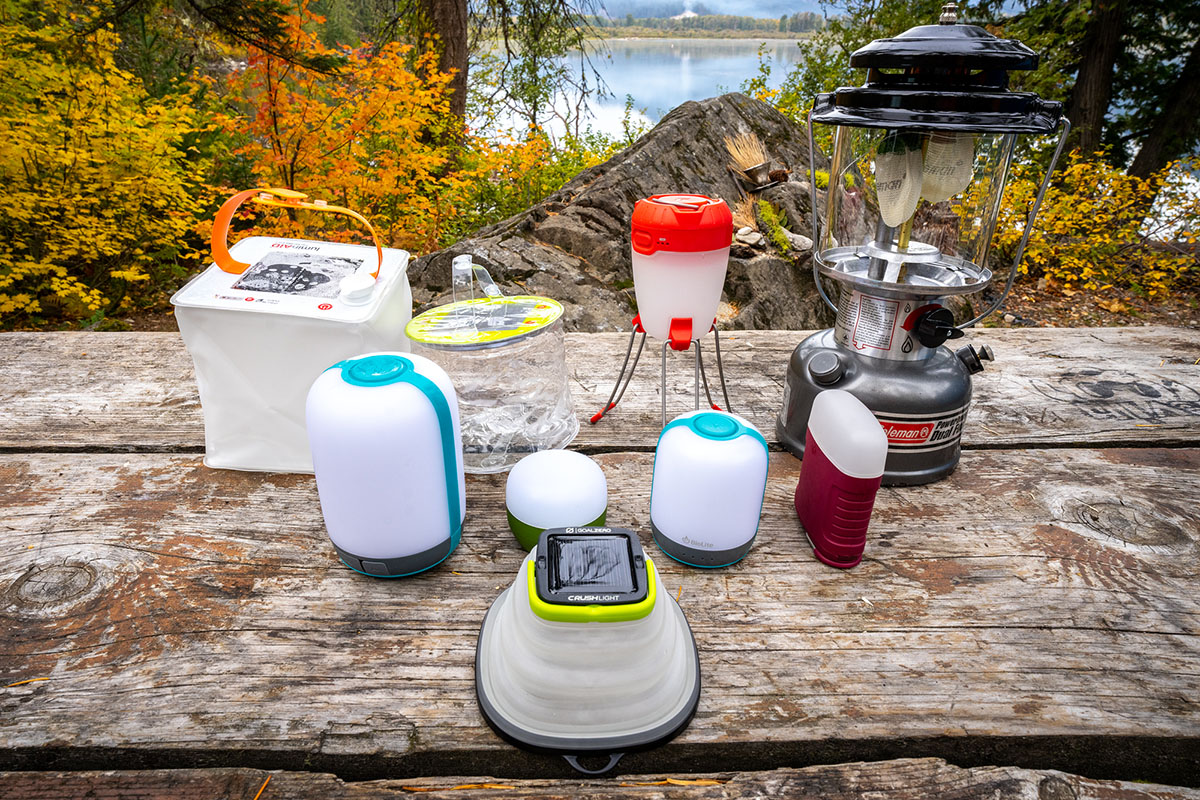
[732,197,757,230]
[725,131,768,173]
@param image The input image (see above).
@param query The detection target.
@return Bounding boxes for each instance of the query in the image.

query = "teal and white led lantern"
[306,352,465,577]
[505,450,608,550]
[650,410,769,568]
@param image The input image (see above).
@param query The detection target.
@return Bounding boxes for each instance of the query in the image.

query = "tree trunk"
[1066,0,1128,155]
[422,0,468,121]
[1128,34,1200,179]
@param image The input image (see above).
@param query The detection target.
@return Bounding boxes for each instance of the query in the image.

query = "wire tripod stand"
[591,314,733,428]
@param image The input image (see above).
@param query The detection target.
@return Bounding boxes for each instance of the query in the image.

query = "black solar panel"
[547,534,635,594]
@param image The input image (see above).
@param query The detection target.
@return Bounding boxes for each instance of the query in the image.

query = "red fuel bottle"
[794,389,887,568]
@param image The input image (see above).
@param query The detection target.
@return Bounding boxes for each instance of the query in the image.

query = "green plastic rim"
[525,556,658,623]
[506,508,607,551]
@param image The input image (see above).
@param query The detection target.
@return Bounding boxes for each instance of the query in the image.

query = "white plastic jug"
[650,409,769,568]
[305,352,465,577]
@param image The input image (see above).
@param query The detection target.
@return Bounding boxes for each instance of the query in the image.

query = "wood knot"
[1038,776,1077,800]
[1064,498,1192,553]
[7,562,97,608]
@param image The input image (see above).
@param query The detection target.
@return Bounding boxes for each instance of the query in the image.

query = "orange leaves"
[213,5,464,255]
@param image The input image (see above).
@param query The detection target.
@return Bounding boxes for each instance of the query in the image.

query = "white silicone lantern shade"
[305,352,466,560]
[631,247,729,341]
[808,389,887,479]
[476,550,698,740]
[506,451,607,531]
[650,410,768,565]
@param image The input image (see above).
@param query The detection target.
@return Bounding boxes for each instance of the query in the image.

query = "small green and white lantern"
[505,450,608,550]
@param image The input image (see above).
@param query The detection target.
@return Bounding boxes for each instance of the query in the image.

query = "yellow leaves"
[974,149,1198,303]
[0,0,212,327]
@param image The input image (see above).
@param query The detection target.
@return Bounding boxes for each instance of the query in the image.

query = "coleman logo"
[876,407,969,450]
[270,242,319,251]
[568,594,619,602]
[881,422,935,443]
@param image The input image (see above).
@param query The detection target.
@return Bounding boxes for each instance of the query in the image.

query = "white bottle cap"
[339,272,376,305]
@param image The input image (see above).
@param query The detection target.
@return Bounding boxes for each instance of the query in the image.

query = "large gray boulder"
[410,92,835,332]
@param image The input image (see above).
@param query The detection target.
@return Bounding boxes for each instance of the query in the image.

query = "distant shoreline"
[589,28,816,41]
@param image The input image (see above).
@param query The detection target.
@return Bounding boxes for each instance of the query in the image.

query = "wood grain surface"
[3,447,1197,783]
[2,758,1198,799]
[1,328,1198,453]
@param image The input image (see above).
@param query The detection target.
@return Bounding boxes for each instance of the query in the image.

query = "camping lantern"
[592,194,735,428]
[475,527,700,775]
[306,353,465,577]
[777,2,1069,485]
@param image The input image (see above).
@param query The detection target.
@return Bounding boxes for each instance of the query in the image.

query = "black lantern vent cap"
[812,9,1062,134]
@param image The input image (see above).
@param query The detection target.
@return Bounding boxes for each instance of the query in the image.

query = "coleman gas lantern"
[778,3,1069,485]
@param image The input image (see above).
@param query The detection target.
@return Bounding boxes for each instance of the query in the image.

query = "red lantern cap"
[631,194,733,255]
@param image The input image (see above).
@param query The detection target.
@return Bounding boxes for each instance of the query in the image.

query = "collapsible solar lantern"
[777,3,1068,485]
[306,352,465,577]
[650,410,768,568]
[476,527,700,775]
[173,188,412,473]
[593,194,735,427]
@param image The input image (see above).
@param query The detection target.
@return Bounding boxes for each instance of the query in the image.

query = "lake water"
[481,38,806,139]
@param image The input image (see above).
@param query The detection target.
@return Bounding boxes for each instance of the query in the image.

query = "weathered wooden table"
[2,327,1198,798]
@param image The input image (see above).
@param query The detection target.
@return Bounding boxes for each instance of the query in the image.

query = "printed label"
[836,290,902,352]
[875,406,968,453]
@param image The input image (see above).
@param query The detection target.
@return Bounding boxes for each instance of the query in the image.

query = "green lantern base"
[506,508,608,551]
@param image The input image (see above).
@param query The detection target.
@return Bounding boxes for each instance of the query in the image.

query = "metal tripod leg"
[590,326,646,424]
[712,326,732,413]
[661,340,671,428]
[696,339,717,410]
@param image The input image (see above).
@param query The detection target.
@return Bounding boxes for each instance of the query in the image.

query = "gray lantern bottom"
[651,520,756,568]
[777,329,977,486]
[335,532,458,578]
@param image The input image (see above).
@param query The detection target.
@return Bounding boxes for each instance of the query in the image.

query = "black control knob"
[956,344,995,374]
[915,307,965,349]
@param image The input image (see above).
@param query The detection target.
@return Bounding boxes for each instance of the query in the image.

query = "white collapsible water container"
[650,410,769,568]
[172,236,412,473]
[306,352,465,577]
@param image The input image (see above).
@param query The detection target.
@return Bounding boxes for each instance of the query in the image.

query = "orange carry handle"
[211,188,384,278]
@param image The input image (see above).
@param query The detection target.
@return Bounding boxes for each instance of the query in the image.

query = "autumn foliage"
[0,0,614,328]
[985,152,1199,299]
[0,0,211,325]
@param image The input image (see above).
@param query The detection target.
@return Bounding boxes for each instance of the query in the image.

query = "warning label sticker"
[836,290,900,351]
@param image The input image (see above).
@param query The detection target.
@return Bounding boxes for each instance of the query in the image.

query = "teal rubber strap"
[396,368,462,542]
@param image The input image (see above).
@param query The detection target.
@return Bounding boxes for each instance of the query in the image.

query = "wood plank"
[3,449,1197,783]
[2,758,1198,799]
[0,328,1197,453]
